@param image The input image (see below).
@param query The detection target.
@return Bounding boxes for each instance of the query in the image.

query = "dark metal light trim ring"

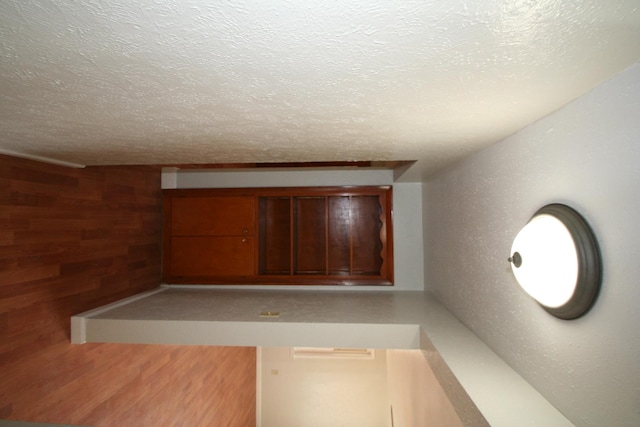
[531,204,602,320]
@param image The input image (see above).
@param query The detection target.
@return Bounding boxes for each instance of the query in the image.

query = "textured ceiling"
[1,0,639,180]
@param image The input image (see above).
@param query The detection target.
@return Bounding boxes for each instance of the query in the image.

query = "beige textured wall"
[260,347,389,427]
[423,62,640,426]
[386,350,463,427]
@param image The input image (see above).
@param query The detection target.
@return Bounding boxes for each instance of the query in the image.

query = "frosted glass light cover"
[510,214,579,308]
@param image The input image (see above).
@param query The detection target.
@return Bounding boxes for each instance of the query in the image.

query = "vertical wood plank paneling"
[0,154,256,426]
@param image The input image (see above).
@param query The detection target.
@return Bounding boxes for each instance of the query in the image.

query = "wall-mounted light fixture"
[509,204,601,320]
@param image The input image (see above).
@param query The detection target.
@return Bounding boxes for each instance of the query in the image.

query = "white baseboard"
[0,147,85,168]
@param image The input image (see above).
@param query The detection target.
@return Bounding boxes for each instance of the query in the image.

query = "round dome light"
[509,204,601,319]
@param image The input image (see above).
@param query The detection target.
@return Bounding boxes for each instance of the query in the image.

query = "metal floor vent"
[291,347,375,360]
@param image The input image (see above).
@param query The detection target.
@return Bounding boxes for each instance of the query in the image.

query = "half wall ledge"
[71,286,571,427]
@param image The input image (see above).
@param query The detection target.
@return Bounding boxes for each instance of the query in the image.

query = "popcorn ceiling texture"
[0,0,639,177]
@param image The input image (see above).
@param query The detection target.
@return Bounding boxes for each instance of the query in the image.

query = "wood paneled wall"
[0,155,256,426]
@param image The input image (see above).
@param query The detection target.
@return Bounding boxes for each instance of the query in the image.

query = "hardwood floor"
[0,155,256,426]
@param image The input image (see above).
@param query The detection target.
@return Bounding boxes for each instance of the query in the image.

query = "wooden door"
[170,236,254,276]
[164,193,256,281]
[171,196,255,236]
[163,187,392,285]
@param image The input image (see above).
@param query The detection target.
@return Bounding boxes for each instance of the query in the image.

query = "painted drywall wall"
[163,168,425,291]
[423,62,640,427]
[386,350,463,427]
[259,347,388,427]
[260,348,466,427]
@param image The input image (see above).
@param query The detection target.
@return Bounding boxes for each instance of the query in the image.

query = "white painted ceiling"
[1,0,639,180]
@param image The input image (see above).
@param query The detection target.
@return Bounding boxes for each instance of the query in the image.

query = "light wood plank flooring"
[0,155,256,426]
